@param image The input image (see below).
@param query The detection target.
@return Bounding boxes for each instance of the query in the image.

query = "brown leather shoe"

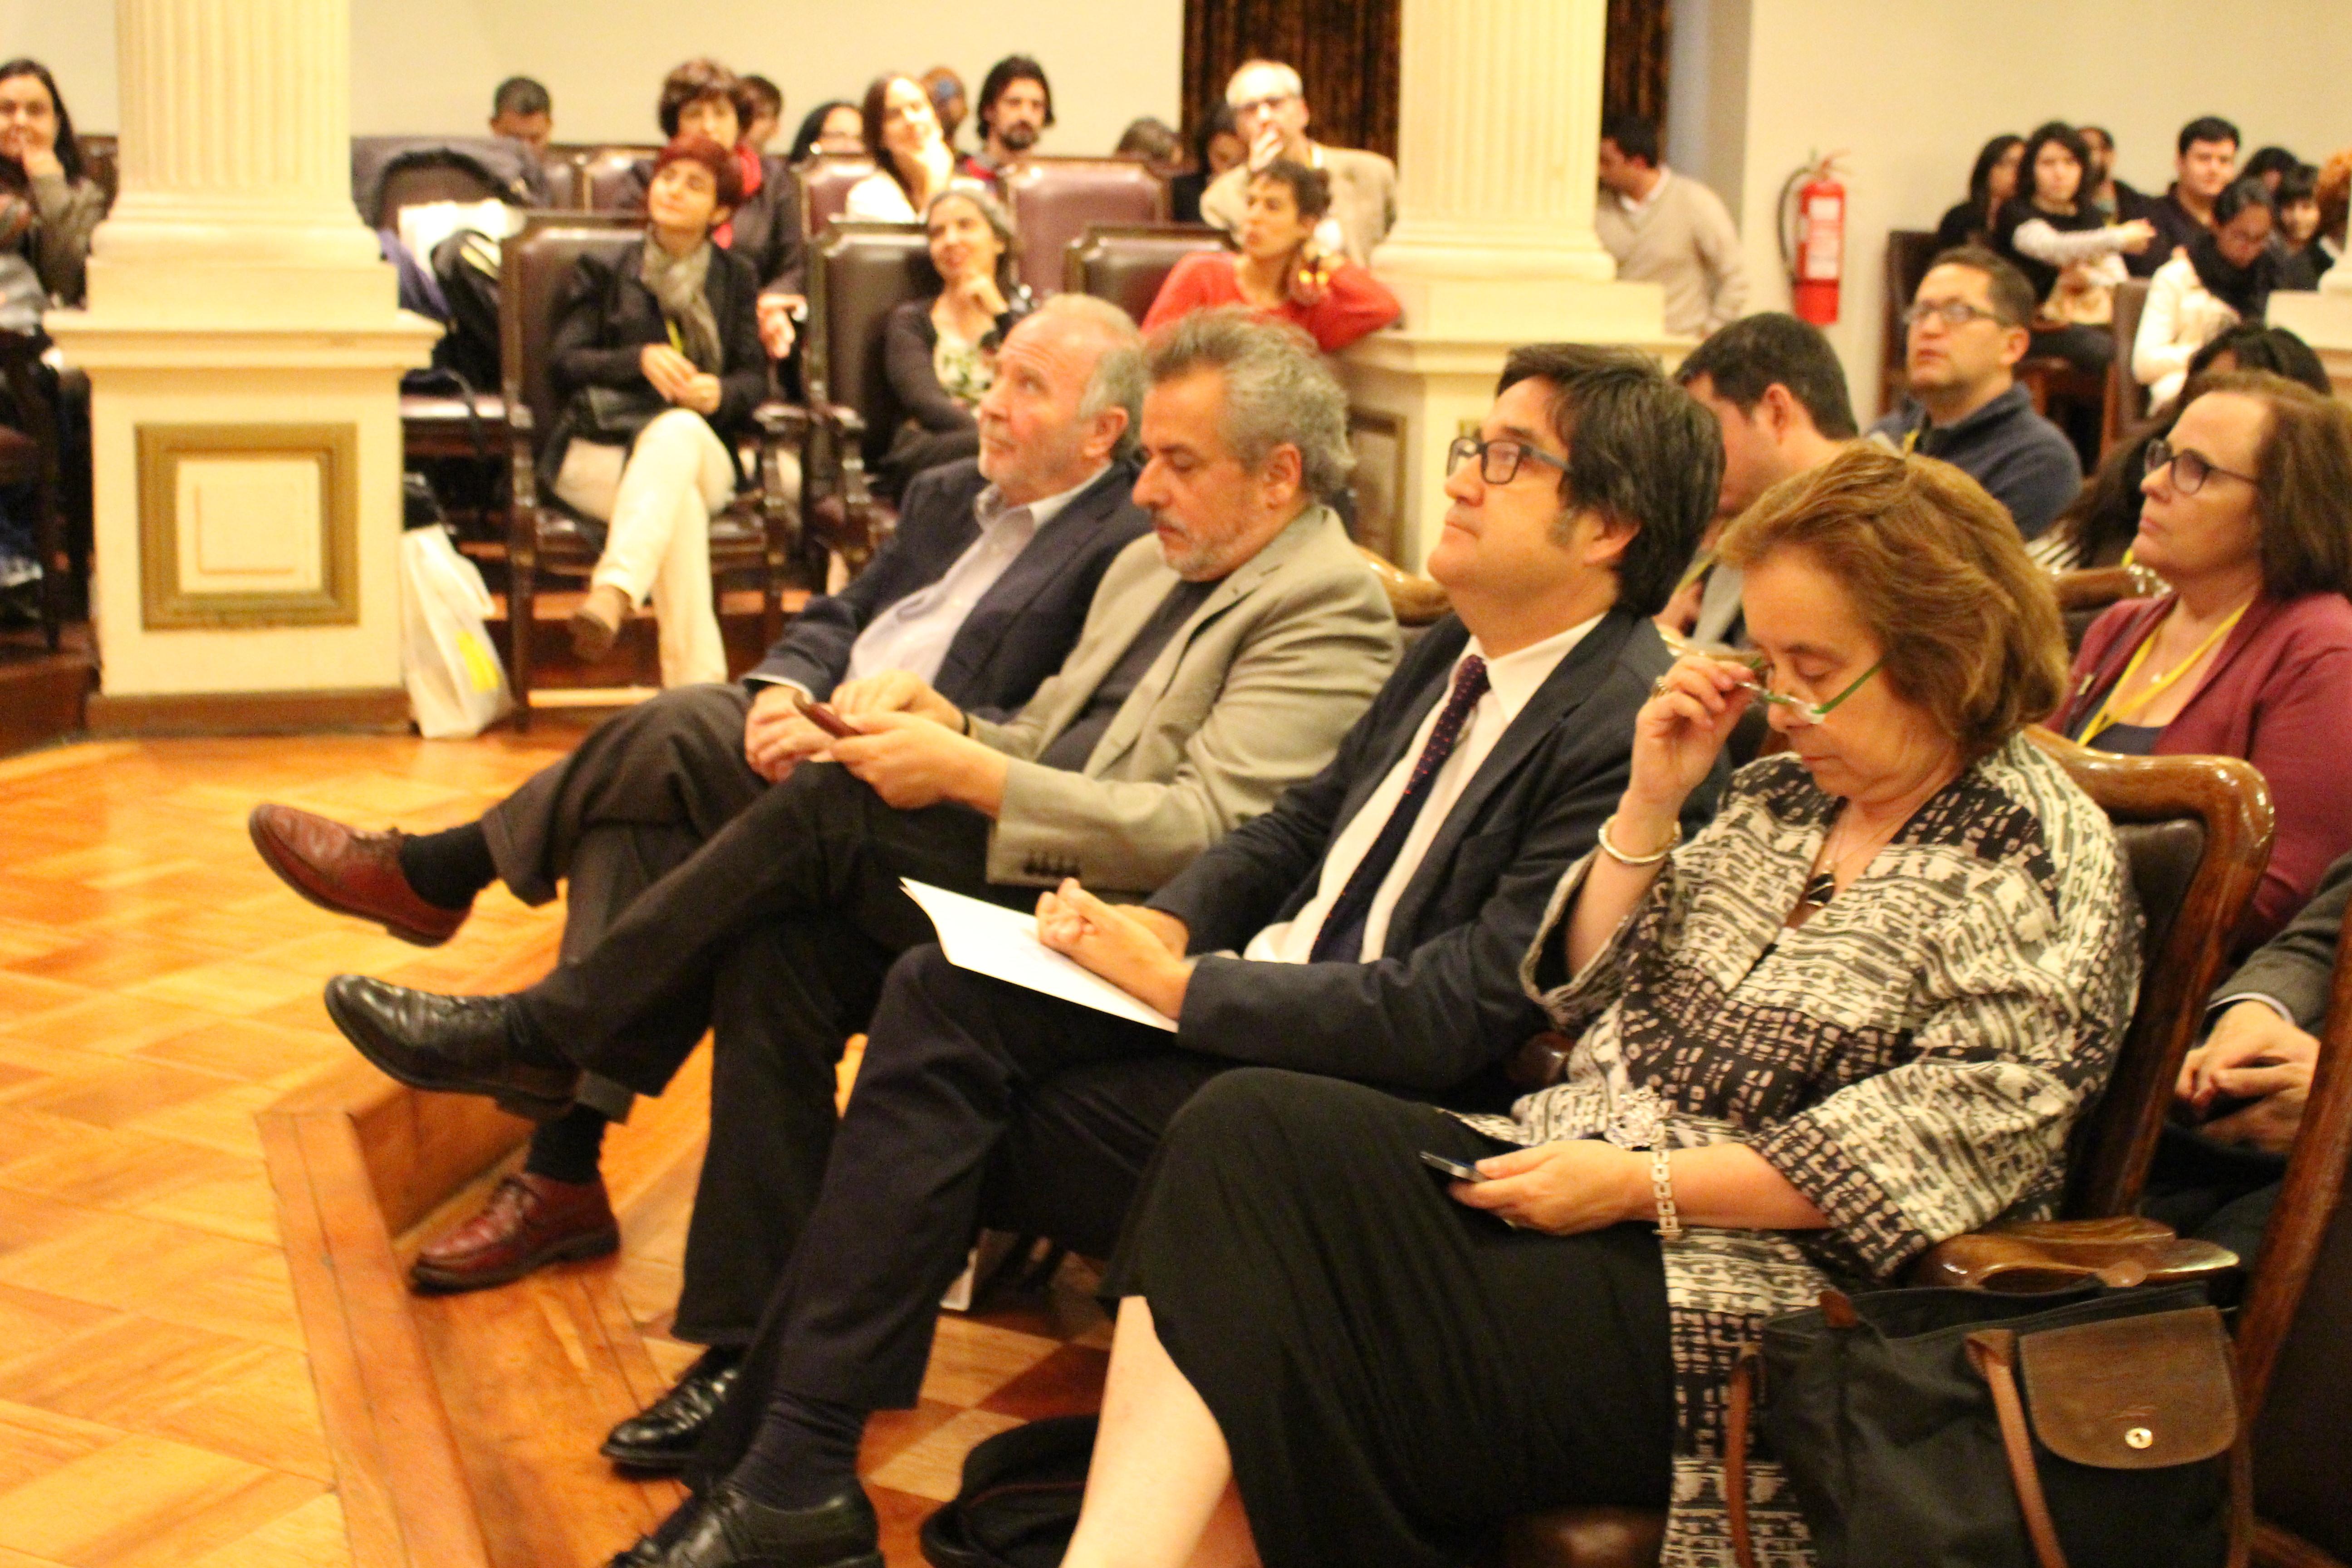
[248,803,470,946]
[410,1171,619,1293]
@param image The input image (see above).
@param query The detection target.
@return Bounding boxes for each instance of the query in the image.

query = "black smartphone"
[1419,1151,1488,1183]
[792,691,857,739]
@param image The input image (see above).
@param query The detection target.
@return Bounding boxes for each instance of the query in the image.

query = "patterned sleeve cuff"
[1753,1115,1927,1279]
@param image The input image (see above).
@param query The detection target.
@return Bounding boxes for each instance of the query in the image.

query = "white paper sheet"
[901,878,1179,1032]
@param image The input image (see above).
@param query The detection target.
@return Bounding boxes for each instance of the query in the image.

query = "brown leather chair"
[371,158,512,230]
[496,213,815,724]
[76,133,119,209]
[2105,278,2155,450]
[1000,157,1167,295]
[1063,222,1232,325]
[1355,545,1450,629]
[796,219,936,557]
[577,147,660,212]
[0,330,65,647]
[1879,230,1942,417]
[795,154,877,239]
[1501,735,2274,1568]
[2054,563,2163,653]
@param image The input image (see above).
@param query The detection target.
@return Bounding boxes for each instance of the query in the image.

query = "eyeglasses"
[1730,658,1883,728]
[1446,436,1570,487]
[1903,299,2007,330]
[2144,438,2258,496]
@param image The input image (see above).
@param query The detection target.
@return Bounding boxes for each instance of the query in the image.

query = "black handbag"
[1725,1282,2248,1568]
[917,1414,1095,1568]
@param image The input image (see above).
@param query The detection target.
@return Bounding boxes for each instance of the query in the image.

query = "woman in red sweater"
[1144,159,1400,353]
[2052,372,2352,951]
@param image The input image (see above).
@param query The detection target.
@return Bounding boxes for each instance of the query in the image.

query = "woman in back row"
[1993,121,2153,372]
[0,58,104,308]
[1144,160,1400,354]
[2134,177,2278,407]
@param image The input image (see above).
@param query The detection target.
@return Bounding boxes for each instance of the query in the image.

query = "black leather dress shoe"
[648,1485,879,1568]
[602,1355,742,1470]
[322,974,578,1120]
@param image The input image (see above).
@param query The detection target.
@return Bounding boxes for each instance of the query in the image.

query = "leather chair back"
[797,154,877,238]
[77,133,119,208]
[578,147,657,212]
[2107,278,2154,440]
[373,158,510,230]
[1001,157,1167,294]
[1064,222,1231,325]
[498,213,645,447]
[1879,229,1942,416]
[809,220,937,466]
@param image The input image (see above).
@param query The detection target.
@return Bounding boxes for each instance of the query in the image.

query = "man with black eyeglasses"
[1868,245,2082,539]
[603,346,1729,1568]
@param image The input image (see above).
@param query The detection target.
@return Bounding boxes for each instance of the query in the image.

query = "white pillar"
[1339,0,1681,565]
[48,0,438,716]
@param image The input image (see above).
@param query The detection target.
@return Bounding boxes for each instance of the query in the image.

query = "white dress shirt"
[1244,615,1601,965]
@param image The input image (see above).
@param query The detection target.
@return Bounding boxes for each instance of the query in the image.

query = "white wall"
[1713,0,2352,420]
[4,0,1182,155]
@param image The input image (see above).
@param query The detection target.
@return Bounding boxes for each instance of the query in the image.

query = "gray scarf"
[638,235,723,373]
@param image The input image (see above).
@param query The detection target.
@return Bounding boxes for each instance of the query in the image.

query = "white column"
[1340,0,1680,565]
[48,0,438,713]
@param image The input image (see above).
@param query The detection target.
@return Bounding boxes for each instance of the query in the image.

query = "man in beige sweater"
[1198,59,1396,264]
[1595,113,1748,339]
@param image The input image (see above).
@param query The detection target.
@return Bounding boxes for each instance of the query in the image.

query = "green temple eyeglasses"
[1729,659,1883,728]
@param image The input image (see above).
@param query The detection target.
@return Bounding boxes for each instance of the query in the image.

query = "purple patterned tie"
[1309,656,1490,962]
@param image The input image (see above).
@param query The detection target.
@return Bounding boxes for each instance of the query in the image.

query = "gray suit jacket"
[968,505,1398,892]
[1200,143,1399,264]
[2218,849,2352,1029]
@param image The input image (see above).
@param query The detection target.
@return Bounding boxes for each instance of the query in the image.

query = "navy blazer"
[745,457,1151,719]
[1151,608,1727,1101]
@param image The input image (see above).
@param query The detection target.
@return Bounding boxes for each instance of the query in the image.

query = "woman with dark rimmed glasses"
[2053,371,2352,953]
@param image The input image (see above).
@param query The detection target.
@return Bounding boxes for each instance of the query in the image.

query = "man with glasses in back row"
[1868,245,2082,539]
[1198,58,1396,264]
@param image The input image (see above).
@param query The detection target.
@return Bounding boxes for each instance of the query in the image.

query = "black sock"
[522,1103,609,1184]
[397,821,496,911]
[734,1389,867,1510]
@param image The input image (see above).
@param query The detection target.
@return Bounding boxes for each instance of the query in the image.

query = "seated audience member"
[845,72,960,222]
[1115,116,1181,168]
[922,66,969,147]
[1170,102,1242,226]
[621,60,806,359]
[1055,444,2133,1568]
[788,99,862,162]
[2154,848,2351,1267]
[2272,163,2327,291]
[488,75,553,157]
[2077,124,2148,224]
[877,187,1034,498]
[251,300,1157,1294]
[2135,115,2241,275]
[1993,121,2155,372]
[2134,177,2277,407]
[1935,133,2022,251]
[1199,59,1396,263]
[959,55,1052,189]
[1595,112,1748,338]
[1143,160,1400,353]
[1870,247,2082,539]
[605,343,1725,1564]
[1662,311,1856,645]
[2053,373,2352,951]
[2186,321,2331,392]
[0,59,103,307]
[2244,145,2302,196]
[738,75,783,154]
[540,136,769,683]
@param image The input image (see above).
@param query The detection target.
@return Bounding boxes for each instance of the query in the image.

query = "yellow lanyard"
[2079,602,2247,744]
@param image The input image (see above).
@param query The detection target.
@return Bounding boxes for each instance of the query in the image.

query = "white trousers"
[552,408,734,688]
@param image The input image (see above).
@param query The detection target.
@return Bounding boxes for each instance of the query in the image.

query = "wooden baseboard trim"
[87,685,410,736]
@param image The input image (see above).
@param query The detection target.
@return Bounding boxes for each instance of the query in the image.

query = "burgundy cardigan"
[2055,591,2352,952]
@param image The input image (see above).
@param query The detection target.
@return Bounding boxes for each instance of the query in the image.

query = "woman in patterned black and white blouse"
[1060,444,2142,1568]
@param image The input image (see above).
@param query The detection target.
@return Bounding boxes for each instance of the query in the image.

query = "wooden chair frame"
[0,330,67,648]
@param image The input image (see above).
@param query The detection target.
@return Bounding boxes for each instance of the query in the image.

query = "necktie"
[1309,656,1490,962]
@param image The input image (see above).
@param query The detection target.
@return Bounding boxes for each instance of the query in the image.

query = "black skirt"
[1102,1068,1674,1568]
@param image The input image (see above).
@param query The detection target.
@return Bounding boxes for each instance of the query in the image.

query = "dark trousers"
[697,944,1230,1469]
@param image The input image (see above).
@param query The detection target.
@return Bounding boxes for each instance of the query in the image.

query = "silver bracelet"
[1651,1144,1682,1240]
[1597,814,1681,867]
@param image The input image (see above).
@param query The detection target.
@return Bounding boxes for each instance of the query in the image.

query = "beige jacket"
[1200,144,1399,265]
[969,505,1398,892]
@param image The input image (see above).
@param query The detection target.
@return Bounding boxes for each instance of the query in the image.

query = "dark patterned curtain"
[1181,0,1402,161]
[1603,0,1672,127]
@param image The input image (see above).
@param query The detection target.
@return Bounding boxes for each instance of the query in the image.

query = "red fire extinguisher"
[1780,154,1848,325]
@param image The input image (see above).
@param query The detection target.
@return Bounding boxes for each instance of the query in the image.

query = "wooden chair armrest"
[1911,1216,2239,1292]
[753,400,810,442]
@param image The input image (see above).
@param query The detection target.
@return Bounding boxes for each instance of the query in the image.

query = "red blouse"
[1142,250,1401,353]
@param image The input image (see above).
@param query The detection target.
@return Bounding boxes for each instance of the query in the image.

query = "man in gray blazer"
[1198,59,1396,264]
[314,309,1399,1446]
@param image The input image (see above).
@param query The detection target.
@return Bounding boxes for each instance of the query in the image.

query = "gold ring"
[1651,675,1673,698]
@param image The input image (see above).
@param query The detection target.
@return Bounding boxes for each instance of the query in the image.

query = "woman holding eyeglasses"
[2055,372,2352,951]
[1055,445,2138,1568]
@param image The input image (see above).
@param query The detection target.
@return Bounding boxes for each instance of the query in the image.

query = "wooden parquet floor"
[0,725,1109,1567]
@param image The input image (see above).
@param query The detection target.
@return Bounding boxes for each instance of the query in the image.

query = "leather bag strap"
[1725,1342,1759,1568]
[1967,1329,2070,1568]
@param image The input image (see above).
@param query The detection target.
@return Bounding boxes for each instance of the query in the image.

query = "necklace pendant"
[1801,870,1837,909]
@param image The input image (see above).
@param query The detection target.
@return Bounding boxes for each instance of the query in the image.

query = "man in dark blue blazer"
[629,345,1734,1568]
[245,301,1152,1292]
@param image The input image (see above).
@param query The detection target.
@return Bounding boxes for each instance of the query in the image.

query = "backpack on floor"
[917,1414,1096,1568]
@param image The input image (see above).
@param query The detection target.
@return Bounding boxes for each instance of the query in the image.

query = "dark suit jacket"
[743,457,1150,719]
[2219,850,2352,1029]
[1151,608,1726,1100]
[622,154,806,296]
